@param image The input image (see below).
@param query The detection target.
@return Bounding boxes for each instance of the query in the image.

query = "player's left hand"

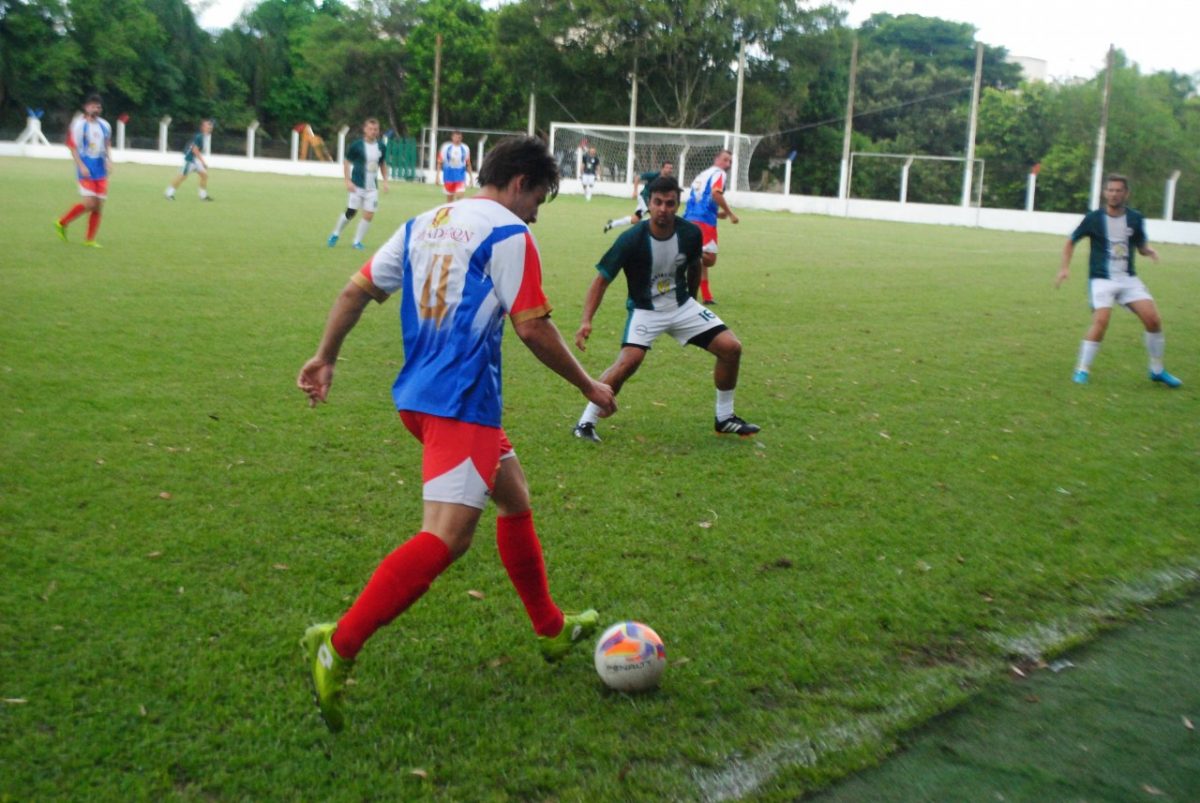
[1054,268,1069,289]
[728,212,739,224]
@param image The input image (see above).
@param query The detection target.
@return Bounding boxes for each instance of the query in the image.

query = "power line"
[774,85,972,137]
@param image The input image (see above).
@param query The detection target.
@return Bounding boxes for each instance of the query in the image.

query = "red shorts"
[78,178,108,199]
[443,180,466,195]
[696,222,718,254]
[399,411,514,509]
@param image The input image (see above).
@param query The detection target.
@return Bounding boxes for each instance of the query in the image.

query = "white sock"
[716,389,735,421]
[355,219,371,245]
[332,213,351,237]
[199,188,208,200]
[1076,340,1101,372]
[608,216,634,230]
[1145,331,1165,374]
[578,403,603,427]
[165,186,175,198]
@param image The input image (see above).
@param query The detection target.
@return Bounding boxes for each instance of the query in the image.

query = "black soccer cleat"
[573,422,602,443]
[715,415,760,437]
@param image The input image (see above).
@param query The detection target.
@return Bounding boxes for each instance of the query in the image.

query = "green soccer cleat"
[538,609,600,663]
[301,623,354,733]
[55,221,68,242]
[82,240,102,249]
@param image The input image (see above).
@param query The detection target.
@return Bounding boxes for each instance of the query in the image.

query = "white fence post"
[246,122,259,159]
[290,129,299,162]
[158,116,172,153]
[336,125,350,163]
[115,118,126,151]
[1163,170,1181,221]
[1025,166,1039,212]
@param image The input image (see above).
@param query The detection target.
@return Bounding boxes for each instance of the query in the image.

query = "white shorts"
[634,196,649,216]
[581,173,597,187]
[623,298,726,349]
[347,187,379,213]
[181,160,206,176]
[1089,275,1153,310]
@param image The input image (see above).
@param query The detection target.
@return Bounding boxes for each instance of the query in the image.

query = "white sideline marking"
[692,561,1200,801]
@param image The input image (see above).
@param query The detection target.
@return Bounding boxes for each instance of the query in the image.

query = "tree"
[0,0,83,130]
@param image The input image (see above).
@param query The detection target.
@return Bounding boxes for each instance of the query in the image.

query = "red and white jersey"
[352,198,551,428]
[683,165,726,226]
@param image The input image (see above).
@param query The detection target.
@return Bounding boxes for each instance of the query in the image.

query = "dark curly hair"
[477,136,559,200]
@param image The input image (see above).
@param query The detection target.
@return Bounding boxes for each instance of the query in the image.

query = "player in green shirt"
[576,175,760,441]
[165,119,214,201]
[328,118,389,250]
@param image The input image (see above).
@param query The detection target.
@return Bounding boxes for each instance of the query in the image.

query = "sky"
[195,0,1200,81]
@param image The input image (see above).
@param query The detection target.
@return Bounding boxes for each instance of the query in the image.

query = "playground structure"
[294,124,332,161]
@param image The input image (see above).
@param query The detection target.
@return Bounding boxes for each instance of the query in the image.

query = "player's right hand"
[297,358,334,407]
[1054,268,1069,289]
[574,322,592,351]
[587,380,617,418]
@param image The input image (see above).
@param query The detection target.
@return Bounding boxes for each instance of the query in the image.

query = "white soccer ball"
[593,621,666,692]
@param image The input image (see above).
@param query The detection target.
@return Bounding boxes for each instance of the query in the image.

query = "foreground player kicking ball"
[573,175,760,442]
[297,137,616,733]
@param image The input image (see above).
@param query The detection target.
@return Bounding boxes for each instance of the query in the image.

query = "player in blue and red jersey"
[297,136,616,733]
[56,94,112,247]
[437,129,473,203]
[682,149,739,304]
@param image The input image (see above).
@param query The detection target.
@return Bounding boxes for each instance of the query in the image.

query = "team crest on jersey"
[432,207,452,228]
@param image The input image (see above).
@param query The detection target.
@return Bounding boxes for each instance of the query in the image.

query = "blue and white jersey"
[68,116,111,180]
[351,199,552,428]
[682,165,726,226]
[439,142,470,183]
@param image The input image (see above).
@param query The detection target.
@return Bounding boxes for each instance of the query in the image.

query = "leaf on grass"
[1183,716,1194,731]
[878,431,891,439]
[146,551,162,559]
[697,520,713,529]
[670,657,690,667]
[41,580,57,602]
[139,704,148,717]
[618,762,632,780]
[158,491,172,500]
[3,698,28,705]
[1142,784,1163,796]
[1024,694,1040,704]
[467,589,486,600]
[410,769,428,780]
[1009,664,1026,678]
[95,458,105,465]
[915,560,932,572]
[1056,487,1072,495]
[487,656,511,669]
[272,563,289,571]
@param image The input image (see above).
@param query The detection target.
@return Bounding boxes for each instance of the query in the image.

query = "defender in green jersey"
[603,160,674,233]
[328,118,389,250]
[575,175,760,440]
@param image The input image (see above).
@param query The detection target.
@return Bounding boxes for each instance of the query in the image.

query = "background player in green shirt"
[165,119,213,201]
[603,160,674,233]
[327,118,389,250]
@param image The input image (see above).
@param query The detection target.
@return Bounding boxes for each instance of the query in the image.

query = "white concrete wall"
[5,141,1198,245]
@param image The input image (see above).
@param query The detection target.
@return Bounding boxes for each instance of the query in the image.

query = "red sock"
[497,510,563,637]
[700,279,713,302]
[86,211,101,241]
[331,532,452,659]
[60,204,86,226]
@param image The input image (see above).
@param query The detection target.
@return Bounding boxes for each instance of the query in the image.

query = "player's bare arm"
[574,275,612,351]
[1139,244,1160,262]
[714,189,739,224]
[514,314,616,416]
[298,281,374,406]
[1056,239,1076,288]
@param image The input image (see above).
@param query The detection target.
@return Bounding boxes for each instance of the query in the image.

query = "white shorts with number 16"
[622,298,725,349]
[1089,275,1153,310]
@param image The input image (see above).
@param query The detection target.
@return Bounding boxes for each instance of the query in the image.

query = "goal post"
[549,122,762,194]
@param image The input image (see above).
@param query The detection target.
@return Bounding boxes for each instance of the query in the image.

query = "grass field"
[1,156,1198,801]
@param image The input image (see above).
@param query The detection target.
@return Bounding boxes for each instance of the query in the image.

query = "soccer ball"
[593,621,666,692]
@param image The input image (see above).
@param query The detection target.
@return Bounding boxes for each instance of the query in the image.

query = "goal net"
[550,122,762,195]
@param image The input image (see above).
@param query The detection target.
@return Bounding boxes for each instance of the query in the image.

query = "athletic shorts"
[622,298,727,350]
[696,222,719,254]
[78,178,108,199]
[347,187,379,212]
[181,160,206,176]
[443,180,466,195]
[1089,275,1153,310]
[581,173,597,187]
[398,411,515,510]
